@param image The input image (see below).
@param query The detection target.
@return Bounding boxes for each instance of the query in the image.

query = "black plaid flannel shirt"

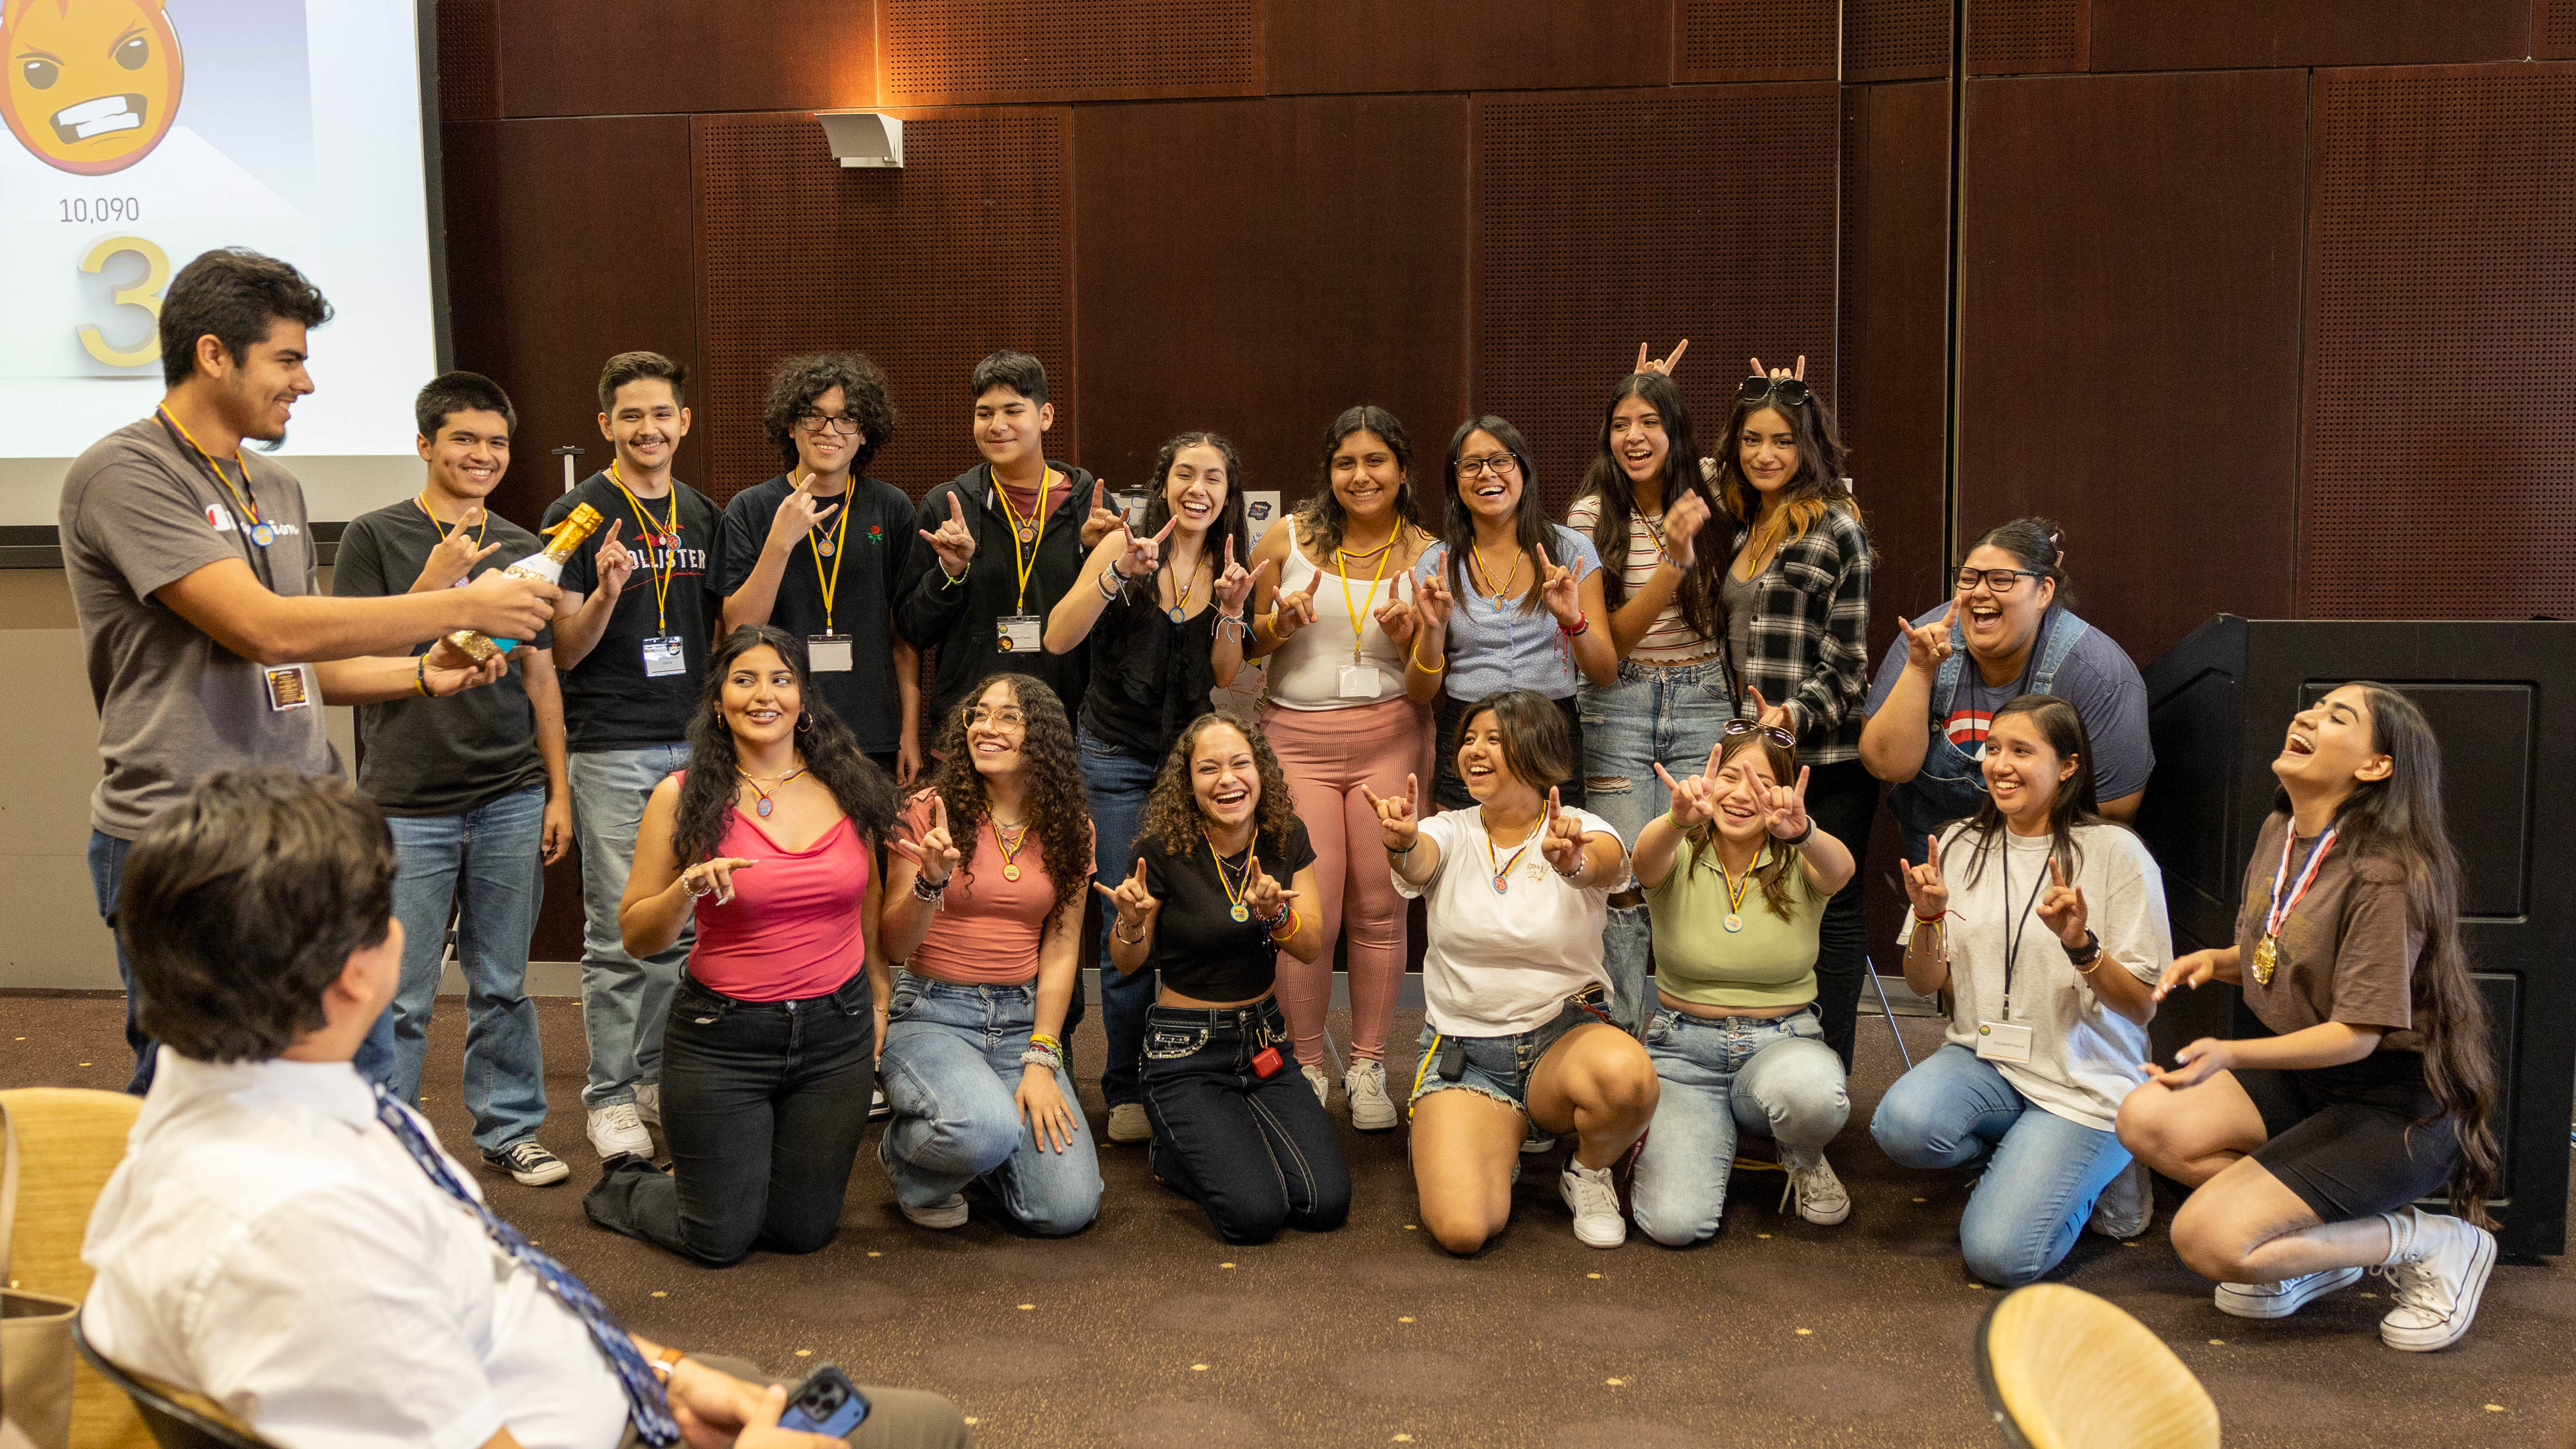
[1725,505,1873,765]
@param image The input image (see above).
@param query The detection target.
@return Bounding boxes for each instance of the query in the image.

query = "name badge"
[642,634,687,678]
[1337,663,1382,699]
[263,664,311,712]
[1974,1020,2034,1065]
[807,634,853,673]
[996,614,1043,654]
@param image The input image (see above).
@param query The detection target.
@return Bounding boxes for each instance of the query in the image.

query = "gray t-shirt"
[62,415,339,838]
[1720,567,1759,680]
[1862,604,2155,803]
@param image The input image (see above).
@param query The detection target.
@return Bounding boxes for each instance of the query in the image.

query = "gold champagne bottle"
[443,503,606,661]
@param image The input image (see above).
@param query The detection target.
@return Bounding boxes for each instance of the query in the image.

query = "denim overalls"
[1889,606,2089,864]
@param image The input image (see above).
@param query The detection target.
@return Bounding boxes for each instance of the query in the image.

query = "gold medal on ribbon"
[2251,934,2279,986]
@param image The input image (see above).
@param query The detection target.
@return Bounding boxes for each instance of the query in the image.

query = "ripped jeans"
[1576,658,1732,1033]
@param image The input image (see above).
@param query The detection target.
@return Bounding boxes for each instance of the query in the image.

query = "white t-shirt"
[1394,805,1623,1035]
[1898,822,2170,1131]
[82,1053,629,1449]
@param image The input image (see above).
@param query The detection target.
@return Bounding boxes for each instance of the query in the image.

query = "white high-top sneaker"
[2374,1207,2497,1352]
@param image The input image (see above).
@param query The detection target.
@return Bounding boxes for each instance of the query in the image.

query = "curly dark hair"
[1136,711,1297,859]
[918,674,1090,941]
[670,626,897,867]
[761,353,900,475]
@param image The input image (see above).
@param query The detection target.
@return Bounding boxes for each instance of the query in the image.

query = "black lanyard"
[1996,841,2053,1019]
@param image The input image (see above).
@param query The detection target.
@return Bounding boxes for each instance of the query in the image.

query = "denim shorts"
[1408,1000,1597,1114]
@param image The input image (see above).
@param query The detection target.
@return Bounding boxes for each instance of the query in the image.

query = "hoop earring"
[795,713,813,733]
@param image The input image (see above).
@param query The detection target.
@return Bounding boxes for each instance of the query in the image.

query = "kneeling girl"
[1627,722,1858,1244]
[1096,711,1346,1244]
[1869,693,2168,1286]
[876,674,1103,1235]
[1375,689,1658,1253]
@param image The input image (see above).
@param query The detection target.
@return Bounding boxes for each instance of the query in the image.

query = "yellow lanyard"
[992,467,1056,612]
[804,477,851,631]
[1708,844,1765,913]
[415,492,487,548]
[1335,529,1396,662]
[1469,541,1525,601]
[1206,833,1254,922]
[157,405,261,527]
[610,462,680,632]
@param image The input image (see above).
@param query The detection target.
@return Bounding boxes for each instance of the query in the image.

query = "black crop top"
[1139,821,1317,1001]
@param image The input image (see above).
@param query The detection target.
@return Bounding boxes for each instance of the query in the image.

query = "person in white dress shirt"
[78,769,968,1449]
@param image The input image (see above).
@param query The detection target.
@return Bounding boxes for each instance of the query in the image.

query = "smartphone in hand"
[778,1364,871,1436]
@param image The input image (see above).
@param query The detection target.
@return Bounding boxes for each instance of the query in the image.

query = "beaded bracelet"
[1019,1046,1063,1072]
[1264,904,1300,943]
[910,873,950,903]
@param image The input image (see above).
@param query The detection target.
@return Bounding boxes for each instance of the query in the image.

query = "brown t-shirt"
[2234,810,2424,1052]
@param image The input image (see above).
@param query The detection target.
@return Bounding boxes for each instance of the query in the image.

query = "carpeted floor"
[8,991,2571,1447]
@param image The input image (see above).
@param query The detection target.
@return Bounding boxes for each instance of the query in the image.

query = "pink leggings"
[1263,696,1424,1067]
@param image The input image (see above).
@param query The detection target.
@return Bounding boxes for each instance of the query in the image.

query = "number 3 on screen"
[78,235,170,369]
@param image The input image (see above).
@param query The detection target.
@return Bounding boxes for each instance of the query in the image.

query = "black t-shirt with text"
[332,499,554,817]
[713,474,919,754]
[1140,821,1317,1002]
[544,471,720,752]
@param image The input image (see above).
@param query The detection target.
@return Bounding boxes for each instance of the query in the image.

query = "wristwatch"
[2063,930,2102,968]
[648,1344,686,1384]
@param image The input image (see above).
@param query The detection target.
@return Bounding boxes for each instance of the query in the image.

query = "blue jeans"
[87,831,152,1095]
[351,785,549,1153]
[1576,659,1732,1033]
[1078,730,1160,1108]
[1630,1005,1848,1247]
[1142,998,1351,1244]
[877,972,1103,1235]
[1870,1043,2132,1286]
[569,743,693,1110]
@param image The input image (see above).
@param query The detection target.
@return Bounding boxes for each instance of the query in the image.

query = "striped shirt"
[1565,495,1714,664]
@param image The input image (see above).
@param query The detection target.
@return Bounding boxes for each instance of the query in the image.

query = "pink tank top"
[689,801,872,1003]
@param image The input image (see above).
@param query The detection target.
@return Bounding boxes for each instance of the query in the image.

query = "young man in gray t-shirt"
[60,248,557,1093]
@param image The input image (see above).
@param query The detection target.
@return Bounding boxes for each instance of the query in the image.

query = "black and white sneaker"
[870,1086,892,1122]
[485,1139,572,1186]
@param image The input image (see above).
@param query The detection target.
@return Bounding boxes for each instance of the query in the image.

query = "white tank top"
[1265,516,1412,712]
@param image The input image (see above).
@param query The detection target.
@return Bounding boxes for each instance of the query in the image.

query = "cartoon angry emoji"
[2,0,184,176]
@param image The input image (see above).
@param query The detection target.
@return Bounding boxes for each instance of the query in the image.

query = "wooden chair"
[71,1315,271,1449]
[0,1089,149,1449]
[1976,1282,2220,1449]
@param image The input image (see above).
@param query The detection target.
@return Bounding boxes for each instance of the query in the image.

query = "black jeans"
[1141,998,1352,1244]
[1433,692,1586,813]
[1803,758,1878,1071]
[586,970,875,1266]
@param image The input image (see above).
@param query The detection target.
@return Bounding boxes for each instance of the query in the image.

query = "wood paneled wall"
[429,0,2569,962]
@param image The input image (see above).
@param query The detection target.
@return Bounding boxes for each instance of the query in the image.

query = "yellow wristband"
[414,655,432,697]
[1409,642,1446,674]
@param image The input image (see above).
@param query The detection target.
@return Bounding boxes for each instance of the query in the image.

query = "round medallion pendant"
[1229,903,1249,922]
[1003,864,1022,881]
[817,539,835,557]
[1723,912,1743,933]
[756,799,774,817]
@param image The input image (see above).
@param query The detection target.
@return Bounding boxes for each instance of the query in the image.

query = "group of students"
[69,250,2503,1390]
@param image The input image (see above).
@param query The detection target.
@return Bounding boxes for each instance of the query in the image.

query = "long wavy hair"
[1680,728,1806,922]
[1710,379,1860,554]
[670,626,897,867]
[1113,431,1250,608]
[2277,684,2498,1224]
[1439,415,1565,616]
[1136,711,1297,860]
[1294,405,1424,557]
[1941,693,2103,889]
[1575,372,1724,640]
[918,675,1089,943]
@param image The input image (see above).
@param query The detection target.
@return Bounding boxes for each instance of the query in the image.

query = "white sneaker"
[1522,1121,1558,1155]
[484,1139,571,1186]
[900,1194,970,1230]
[869,1086,891,1122]
[2088,1157,2153,1239]
[2375,1208,2497,1352]
[633,1082,661,1128]
[1344,1060,1398,1132]
[1560,1161,1627,1248]
[586,1102,651,1160]
[1780,1151,1852,1226]
[1106,1103,1151,1143]
[1301,1063,1333,1109]
[2215,1266,2364,1319]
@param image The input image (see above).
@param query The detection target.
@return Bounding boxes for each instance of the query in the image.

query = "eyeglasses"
[794,411,861,436]
[1955,567,2045,595]
[1723,719,1797,750]
[1456,453,1519,479]
[1736,376,1812,410]
[965,706,1027,728]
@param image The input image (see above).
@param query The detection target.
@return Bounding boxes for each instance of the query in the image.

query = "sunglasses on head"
[1737,376,1812,410]
[1723,718,1797,750]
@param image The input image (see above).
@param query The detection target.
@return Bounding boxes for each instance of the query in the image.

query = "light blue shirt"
[1416,525,1601,701]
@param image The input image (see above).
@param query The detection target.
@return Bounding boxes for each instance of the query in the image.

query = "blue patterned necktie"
[371,1085,681,1446]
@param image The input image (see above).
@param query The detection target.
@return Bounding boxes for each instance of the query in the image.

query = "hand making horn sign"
[763,470,840,555]
[1900,601,1957,673]
[2035,856,2090,951]
[1362,772,1423,853]
[919,492,978,577]
[889,790,963,888]
[1758,764,1815,841]
[1743,685,1793,734]
[1079,479,1127,548]
[1538,787,1589,879]
[1093,857,1162,944]
[1270,569,1321,642]
[1212,536,1270,617]
[1631,339,1690,376]
[416,505,505,592]
[1649,737,1727,830]
[1539,561,1584,628]
[1240,854,1295,927]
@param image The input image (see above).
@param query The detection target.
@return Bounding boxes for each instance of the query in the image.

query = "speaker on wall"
[2138,615,2574,1255]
